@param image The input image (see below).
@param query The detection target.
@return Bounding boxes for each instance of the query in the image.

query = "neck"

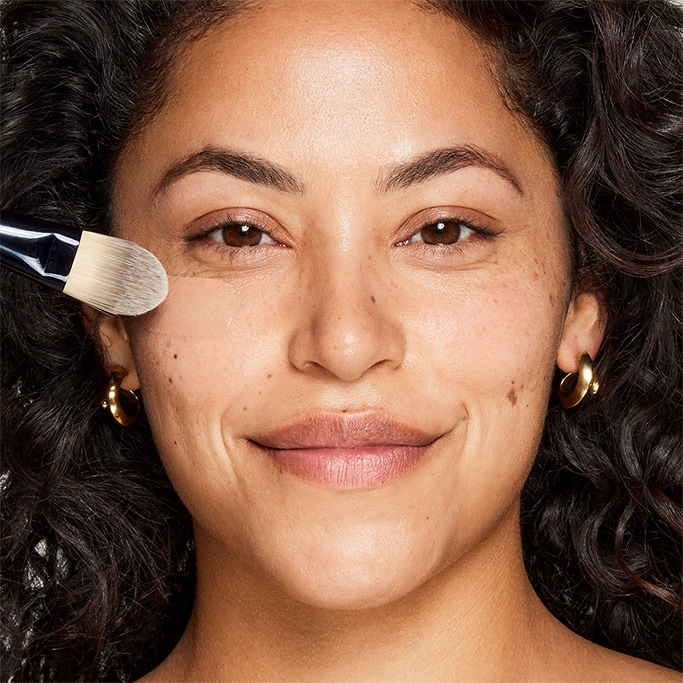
[153,505,565,681]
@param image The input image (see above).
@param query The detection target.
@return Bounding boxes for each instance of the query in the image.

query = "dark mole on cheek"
[174,354,178,359]
[168,377,173,383]
[243,405,248,411]
[267,373,272,379]
[507,387,518,406]
[371,295,376,304]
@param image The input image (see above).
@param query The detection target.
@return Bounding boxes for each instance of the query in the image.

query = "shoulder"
[554,630,681,682]
[534,615,681,683]
[580,650,681,683]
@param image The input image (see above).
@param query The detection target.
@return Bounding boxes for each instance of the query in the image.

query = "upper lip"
[251,412,440,450]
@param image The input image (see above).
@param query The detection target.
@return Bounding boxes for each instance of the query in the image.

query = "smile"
[252,412,440,489]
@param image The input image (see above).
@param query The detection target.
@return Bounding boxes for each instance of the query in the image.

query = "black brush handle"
[0,212,82,290]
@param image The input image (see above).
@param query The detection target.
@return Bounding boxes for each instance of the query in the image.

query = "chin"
[260,526,440,611]
[280,569,427,612]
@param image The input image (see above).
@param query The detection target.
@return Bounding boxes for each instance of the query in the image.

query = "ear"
[83,306,140,391]
[556,291,606,373]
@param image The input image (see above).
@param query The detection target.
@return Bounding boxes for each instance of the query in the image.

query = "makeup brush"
[0,211,168,316]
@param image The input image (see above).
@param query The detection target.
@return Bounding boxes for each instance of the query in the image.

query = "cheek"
[126,276,286,457]
[400,258,568,522]
[406,264,567,404]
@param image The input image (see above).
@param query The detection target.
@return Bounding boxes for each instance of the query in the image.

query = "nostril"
[287,295,406,383]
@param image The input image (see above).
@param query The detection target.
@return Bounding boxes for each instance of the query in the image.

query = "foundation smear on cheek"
[135,275,240,339]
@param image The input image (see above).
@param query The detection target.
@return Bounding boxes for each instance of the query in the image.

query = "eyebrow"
[155,147,304,196]
[154,144,523,198]
[377,145,523,195]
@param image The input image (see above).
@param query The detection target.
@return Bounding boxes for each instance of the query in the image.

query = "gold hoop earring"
[101,367,140,426]
[558,353,599,409]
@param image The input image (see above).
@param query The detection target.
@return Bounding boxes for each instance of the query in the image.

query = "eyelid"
[206,222,278,245]
[402,220,475,245]
[185,208,289,246]
[395,208,500,246]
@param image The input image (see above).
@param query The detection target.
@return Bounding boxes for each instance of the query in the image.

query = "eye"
[403,219,476,246]
[207,221,278,248]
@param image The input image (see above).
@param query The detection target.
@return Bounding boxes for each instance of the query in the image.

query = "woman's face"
[108,0,602,609]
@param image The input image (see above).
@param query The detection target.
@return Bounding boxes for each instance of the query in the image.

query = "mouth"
[251,412,440,489]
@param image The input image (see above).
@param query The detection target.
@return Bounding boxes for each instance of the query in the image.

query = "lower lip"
[264,445,428,489]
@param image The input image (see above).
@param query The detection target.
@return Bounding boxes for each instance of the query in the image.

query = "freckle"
[507,387,518,406]
[267,373,272,379]
[258,390,262,395]
[174,354,178,359]
[168,377,173,383]
[243,405,248,411]
[371,295,376,304]
[173,440,177,446]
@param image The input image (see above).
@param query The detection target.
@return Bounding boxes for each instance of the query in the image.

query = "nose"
[288,253,406,383]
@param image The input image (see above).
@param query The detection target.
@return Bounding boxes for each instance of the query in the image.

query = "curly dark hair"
[1,0,681,680]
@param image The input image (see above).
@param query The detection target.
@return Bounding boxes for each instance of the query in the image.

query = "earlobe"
[82,305,140,391]
[556,291,606,373]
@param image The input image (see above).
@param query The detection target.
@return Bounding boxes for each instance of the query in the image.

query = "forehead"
[167,0,500,125]
[115,0,554,217]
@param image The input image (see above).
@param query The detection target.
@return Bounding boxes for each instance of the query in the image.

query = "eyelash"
[395,216,497,250]
[186,218,285,262]
[187,212,498,258]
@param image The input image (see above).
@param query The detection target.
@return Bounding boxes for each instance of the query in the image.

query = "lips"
[251,413,439,489]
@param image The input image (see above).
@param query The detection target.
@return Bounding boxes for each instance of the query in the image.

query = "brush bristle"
[63,231,168,316]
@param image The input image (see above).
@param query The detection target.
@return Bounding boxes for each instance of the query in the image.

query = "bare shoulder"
[589,648,681,682]
[534,614,681,683]
[556,629,681,682]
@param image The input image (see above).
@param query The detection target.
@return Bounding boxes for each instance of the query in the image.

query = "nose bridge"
[288,239,405,382]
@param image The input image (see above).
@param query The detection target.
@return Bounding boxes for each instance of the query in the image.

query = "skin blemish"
[507,387,518,406]
[168,377,173,383]
[267,373,272,380]
[174,353,178,359]
[371,295,376,304]
[243,405,248,411]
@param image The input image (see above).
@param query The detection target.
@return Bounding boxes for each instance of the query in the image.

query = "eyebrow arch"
[377,145,523,195]
[155,147,305,196]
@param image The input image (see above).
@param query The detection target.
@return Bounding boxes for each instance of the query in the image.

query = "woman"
[1,0,680,680]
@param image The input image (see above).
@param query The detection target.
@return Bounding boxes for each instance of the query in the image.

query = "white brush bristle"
[63,231,168,315]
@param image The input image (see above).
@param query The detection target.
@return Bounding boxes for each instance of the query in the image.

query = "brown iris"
[217,223,265,247]
[420,220,466,245]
